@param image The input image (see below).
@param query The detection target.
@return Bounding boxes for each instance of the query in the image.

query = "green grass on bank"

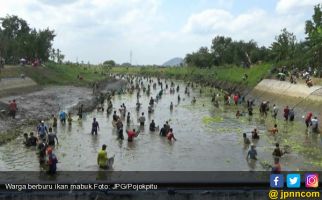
[0,63,108,86]
[0,63,272,88]
[111,63,272,87]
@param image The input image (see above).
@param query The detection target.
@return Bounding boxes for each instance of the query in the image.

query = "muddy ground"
[0,78,127,144]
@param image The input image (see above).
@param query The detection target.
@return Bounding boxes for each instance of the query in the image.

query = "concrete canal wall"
[252,79,322,101]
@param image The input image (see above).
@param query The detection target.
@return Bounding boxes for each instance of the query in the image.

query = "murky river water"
[0,77,322,171]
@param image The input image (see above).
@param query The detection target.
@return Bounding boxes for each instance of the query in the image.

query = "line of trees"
[0,15,56,64]
[50,48,65,64]
[185,4,322,69]
[185,37,270,68]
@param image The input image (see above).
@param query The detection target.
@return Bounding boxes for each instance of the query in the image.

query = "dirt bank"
[0,78,127,144]
[69,78,128,114]
[0,77,41,97]
[0,77,37,91]
[208,80,250,94]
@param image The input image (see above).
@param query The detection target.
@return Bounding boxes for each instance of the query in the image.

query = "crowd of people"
[15,73,321,173]
[275,65,320,87]
[20,105,78,174]
[23,122,58,175]
[96,76,183,169]
[241,98,319,172]
[217,80,320,173]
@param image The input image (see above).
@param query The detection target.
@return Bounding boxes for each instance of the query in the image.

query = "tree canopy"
[103,60,116,67]
[305,4,322,67]
[1,4,322,69]
[0,15,55,64]
[185,36,270,68]
[185,4,322,69]
[270,28,296,63]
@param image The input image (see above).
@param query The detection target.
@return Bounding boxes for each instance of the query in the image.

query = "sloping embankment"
[0,78,127,145]
[252,79,322,101]
[0,77,41,97]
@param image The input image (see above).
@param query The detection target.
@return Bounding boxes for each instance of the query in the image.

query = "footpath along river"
[0,77,321,171]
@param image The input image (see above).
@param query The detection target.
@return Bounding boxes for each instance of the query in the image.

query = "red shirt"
[306,113,313,122]
[9,102,17,111]
[272,163,281,173]
[167,132,174,141]
[233,95,239,103]
[284,108,289,116]
[127,130,136,140]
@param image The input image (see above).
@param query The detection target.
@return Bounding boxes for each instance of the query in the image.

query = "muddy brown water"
[0,78,321,171]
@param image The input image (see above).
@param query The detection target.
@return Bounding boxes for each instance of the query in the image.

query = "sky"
[0,0,321,65]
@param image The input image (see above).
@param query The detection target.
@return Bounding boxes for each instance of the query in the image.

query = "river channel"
[0,77,321,171]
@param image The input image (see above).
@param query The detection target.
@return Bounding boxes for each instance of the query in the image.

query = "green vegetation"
[2,61,271,88]
[0,127,23,145]
[111,63,272,87]
[0,4,321,89]
[185,4,322,69]
[103,60,116,67]
[0,130,18,144]
[0,15,55,64]
[0,63,108,86]
[185,38,269,68]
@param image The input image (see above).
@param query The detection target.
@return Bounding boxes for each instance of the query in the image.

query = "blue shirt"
[38,125,48,137]
[248,149,257,160]
[59,112,66,120]
[48,153,58,167]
